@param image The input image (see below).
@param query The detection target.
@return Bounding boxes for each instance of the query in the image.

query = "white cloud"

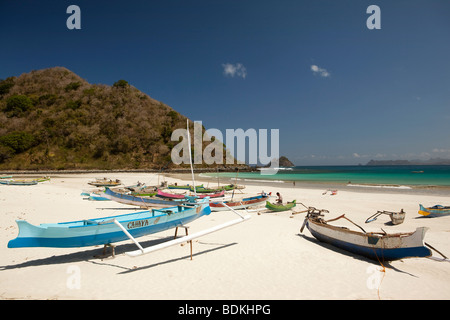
[375,153,386,158]
[310,64,330,78]
[222,63,247,79]
[352,153,370,158]
[432,148,450,153]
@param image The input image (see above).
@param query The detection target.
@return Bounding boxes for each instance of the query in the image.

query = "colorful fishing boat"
[169,184,235,193]
[8,120,251,258]
[192,184,245,193]
[8,198,211,248]
[0,179,38,186]
[157,189,225,199]
[130,190,157,197]
[168,184,203,190]
[210,193,271,211]
[190,186,218,193]
[204,184,245,191]
[265,200,297,212]
[418,204,450,218]
[300,207,431,261]
[88,178,122,187]
[109,183,158,197]
[103,187,184,207]
[221,184,245,191]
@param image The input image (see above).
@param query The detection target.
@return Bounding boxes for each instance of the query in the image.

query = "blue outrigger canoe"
[8,198,211,248]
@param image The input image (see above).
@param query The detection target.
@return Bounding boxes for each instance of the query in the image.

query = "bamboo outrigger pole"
[123,200,251,258]
[126,213,250,257]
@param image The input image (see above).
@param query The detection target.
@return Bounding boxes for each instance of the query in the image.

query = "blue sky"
[1,0,449,165]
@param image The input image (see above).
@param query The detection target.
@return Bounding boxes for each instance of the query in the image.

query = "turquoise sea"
[203,165,450,190]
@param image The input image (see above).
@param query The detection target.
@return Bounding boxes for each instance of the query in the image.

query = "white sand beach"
[1,172,449,300]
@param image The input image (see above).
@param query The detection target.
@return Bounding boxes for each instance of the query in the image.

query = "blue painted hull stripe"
[8,212,209,248]
[307,223,431,261]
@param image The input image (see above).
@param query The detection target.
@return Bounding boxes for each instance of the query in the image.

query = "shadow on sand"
[297,233,418,277]
[1,235,237,274]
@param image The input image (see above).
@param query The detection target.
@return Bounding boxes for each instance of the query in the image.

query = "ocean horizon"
[202,165,450,189]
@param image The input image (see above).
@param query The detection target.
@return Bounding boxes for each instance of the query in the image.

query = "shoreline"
[2,169,449,197]
[168,172,450,197]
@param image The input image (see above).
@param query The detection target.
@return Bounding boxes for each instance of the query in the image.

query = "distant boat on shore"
[88,178,121,187]
[418,204,450,217]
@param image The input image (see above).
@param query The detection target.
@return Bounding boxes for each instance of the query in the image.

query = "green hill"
[0,67,233,171]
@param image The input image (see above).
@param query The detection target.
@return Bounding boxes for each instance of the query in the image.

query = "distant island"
[367,158,450,166]
[278,156,294,167]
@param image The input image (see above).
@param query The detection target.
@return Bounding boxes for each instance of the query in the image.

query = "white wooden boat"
[300,207,431,261]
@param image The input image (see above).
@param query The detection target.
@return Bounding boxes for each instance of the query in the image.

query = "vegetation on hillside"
[0,67,233,171]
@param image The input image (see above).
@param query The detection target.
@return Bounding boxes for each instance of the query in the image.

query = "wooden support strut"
[107,199,251,259]
[174,226,193,260]
[125,215,250,257]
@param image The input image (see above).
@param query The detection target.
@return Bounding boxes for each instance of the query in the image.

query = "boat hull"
[88,193,110,201]
[418,204,450,218]
[0,180,38,185]
[168,184,203,190]
[157,189,225,199]
[265,200,296,212]
[103,187,183,207]
[306,219,431,261]
[210,194,269,211]
[8,202,211,248]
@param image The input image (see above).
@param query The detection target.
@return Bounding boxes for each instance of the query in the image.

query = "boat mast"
[186,119,197,197]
